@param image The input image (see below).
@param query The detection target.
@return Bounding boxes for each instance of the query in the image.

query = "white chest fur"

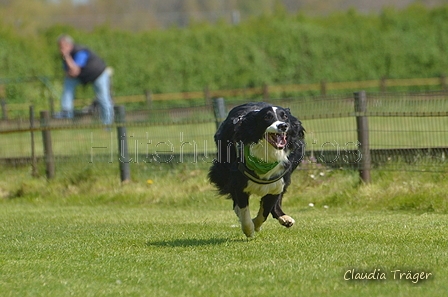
[242,133,289,197]
[244,178,285,197]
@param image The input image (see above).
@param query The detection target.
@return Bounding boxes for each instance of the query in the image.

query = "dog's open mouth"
[266,133,287,149]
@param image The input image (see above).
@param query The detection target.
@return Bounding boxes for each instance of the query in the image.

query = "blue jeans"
[60,70,114,125]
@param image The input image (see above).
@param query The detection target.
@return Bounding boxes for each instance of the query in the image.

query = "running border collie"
[209,102,305,237]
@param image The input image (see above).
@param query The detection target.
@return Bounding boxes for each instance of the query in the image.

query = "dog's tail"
[208,162,233,197]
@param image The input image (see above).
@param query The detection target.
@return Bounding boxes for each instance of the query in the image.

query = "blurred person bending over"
[55,34,114,125]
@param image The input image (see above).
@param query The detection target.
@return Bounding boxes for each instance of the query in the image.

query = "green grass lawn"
[0,162,447,297]
[1,205,447,297]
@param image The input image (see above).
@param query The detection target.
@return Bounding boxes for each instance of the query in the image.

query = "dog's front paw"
[278,215,295,228]
[242,222,255,238]
[252,216,264,232]
[235,206,255,237]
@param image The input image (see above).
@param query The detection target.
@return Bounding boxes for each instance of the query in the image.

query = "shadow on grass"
[146,237,246,247]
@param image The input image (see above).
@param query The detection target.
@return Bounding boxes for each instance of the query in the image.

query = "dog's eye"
[280,112,288,120]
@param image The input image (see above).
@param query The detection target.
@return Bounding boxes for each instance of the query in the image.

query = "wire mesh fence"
[279,91,448,172]
[0,91,447,180]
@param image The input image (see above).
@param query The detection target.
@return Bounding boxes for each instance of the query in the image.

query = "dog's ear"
[233,110,259,129]
[232,115,243,125]
[233,110,260,143]
[286,109,305,139]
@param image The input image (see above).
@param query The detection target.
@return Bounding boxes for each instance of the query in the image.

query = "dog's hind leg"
[233,193,254,237]
[253,194,279,232]
[270,193,295,228]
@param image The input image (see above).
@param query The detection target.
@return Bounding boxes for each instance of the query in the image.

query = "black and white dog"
[209,102,305,237]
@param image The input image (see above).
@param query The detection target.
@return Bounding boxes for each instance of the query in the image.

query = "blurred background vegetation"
[1,0,448,105]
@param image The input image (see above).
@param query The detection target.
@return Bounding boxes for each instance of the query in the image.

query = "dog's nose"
[277,123,288,132]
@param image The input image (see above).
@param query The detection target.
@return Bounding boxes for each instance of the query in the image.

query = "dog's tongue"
[276,133,287,148]
[268,133,287,149]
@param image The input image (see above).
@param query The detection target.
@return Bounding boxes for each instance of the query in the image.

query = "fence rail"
[1,75,448,118]
[1,90,447,182]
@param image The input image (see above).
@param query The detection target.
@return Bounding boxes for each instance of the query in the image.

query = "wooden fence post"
[263,83,269,100]
[380,77,387,93]
[1,99,7,120]
[30,106,37,177]
[320,80,327,96]
[354,91,371,184]
[204,85,211,106]
[145,89,152,109]
[40,110,55,179]
[212,97,227,130]
[114,105,131,183]
[48,96,55,116]
[440,74,447,91]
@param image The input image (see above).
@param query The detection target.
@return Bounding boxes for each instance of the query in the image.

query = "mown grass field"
[1,94,447,296]
[1,161,447,297]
